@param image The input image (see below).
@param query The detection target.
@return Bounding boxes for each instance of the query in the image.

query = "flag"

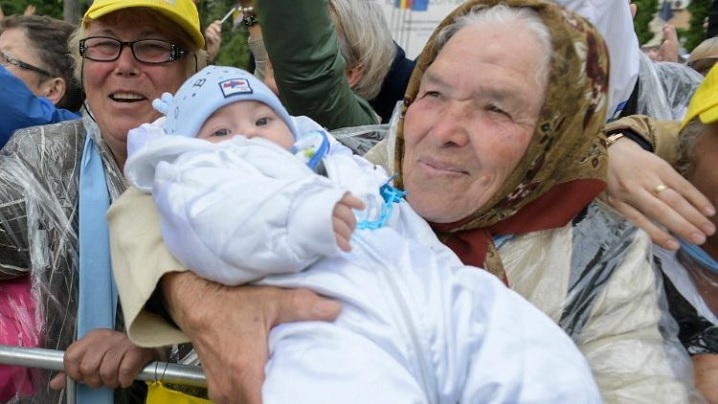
[394,0,428,11]
[412,0,429,11]
[394,0,412,9]
[659,0,674,21]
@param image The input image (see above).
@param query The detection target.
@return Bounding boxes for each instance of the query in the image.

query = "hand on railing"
[47,329,160,390]
[0,343,207,388]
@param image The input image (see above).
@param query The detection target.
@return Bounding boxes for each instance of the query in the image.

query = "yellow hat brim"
[682,64,718,129]
[84,0,205,49]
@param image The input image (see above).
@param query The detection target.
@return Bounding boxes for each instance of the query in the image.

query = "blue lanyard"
[679,238,718,274]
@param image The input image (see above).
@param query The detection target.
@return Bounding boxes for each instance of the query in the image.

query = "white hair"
[330,0,396,100]
[434,4,552,89]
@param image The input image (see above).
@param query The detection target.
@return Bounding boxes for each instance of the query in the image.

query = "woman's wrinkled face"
[82,10,190,163]
[402,23,546,223]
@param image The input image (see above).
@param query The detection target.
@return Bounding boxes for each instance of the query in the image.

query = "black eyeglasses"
[0,51,53,77]
[79,36,187,64]
[687,57,718,76]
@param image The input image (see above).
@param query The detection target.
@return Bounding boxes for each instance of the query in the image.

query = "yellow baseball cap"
[682,64,718,129]
[83,0,205,49]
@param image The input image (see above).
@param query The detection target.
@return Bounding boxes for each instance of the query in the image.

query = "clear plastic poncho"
[0,113,146,403]
[637,52,704,121]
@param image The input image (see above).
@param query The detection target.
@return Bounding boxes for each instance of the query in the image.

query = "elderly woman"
[109,0,697,402]
[387,2,694,401]
[0,0,206,402]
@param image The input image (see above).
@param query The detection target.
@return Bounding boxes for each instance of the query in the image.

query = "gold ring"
[653,184,669,195]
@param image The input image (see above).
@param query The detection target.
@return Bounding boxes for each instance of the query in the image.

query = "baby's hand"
[333,193,365,252]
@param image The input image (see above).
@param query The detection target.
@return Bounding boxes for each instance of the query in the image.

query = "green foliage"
[633,0,659,45]
[0,0,64,19]
[685,0,712,52]
[214,27,250,69]
[677,26,688,41]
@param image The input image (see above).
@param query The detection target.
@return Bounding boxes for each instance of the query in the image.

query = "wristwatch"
[605,132,625,148]
[240,6,258,26]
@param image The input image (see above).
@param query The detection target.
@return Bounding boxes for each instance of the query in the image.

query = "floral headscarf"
[395,0,610,282]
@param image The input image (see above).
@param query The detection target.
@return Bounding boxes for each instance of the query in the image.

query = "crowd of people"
[1,0,718,403]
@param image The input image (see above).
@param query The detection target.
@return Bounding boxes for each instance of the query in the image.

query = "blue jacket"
[0,66,80,147]
[369,42,415,124]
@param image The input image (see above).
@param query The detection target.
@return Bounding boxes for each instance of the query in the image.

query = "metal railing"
[0,344,206,403]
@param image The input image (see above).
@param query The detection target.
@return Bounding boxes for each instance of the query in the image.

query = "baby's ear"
[151,92,175,116]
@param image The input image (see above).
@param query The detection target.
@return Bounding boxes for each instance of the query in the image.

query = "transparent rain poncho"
[0,113,148,403]
[636,52,704,122]
[0,132,82,404]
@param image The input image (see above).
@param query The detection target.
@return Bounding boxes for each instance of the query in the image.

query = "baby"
[124,65,601,403]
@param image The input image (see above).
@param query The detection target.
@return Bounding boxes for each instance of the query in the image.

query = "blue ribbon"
[76,134,117,403]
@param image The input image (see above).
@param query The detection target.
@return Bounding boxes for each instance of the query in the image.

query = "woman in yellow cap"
[656,65,718,404]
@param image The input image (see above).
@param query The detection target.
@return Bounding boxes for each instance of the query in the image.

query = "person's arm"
[605,114,681,162]
[603,115,715,250]
[22,4,34,16]
[203,20,222,64]
[247,36,267,81]
[0,67,80,147]
[49,329,164,390]
[656,24,680,63]
[108,187,341,402]
[255,0,378,129]
[243,14,267,81]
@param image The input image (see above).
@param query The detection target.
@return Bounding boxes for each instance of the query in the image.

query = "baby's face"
[197,100,294,148]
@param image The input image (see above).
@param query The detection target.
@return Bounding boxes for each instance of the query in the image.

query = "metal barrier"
[0,344,206,403]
